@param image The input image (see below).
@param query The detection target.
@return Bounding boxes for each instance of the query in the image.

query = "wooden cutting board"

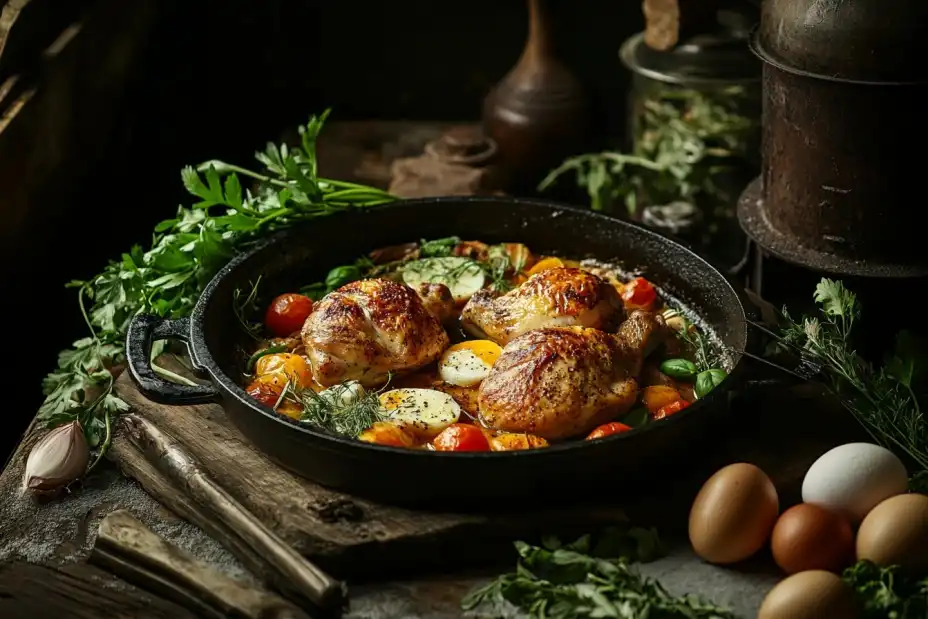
[109,359,865,582]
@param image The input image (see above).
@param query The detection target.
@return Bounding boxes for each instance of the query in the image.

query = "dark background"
[0,0,646,460]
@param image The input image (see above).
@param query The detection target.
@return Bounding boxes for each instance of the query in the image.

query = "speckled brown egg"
[689,462,779,564]
[758,570,858,619]
[857,493,928,572]
[771,503,855,574]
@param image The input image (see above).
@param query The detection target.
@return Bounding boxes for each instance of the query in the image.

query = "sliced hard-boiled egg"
[438,340,503,387]
[401,256,485,302]
[379,388,462,439]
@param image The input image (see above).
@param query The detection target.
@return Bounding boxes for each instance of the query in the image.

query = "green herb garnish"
[844,560,928,618]
[773,278,928,474]
[463,528,735,619]
[294,381,387,437]
[660,358,697,380]
[39,109,395,466]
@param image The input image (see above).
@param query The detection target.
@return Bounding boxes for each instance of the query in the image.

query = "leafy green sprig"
[844,560,928,618]
[463,528,736,619]
[539,87,756,216]
[773,279,928,474]
[39,110,395,468]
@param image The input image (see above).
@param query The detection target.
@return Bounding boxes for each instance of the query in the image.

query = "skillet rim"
[187,196,748,459]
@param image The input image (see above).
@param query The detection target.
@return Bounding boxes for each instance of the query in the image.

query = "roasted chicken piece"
[461,267,624,345]
[477,310,669,440]
[414,282,456,322]
[301,278,451,387]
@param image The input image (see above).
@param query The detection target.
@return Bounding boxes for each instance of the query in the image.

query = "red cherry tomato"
[246,377,283,408]
[265,293,313,337]
[653,399,690,420]
[622,277,657,309]
[585,422,633,440]
[433,424,491,452]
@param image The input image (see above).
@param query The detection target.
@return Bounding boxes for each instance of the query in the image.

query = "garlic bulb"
[23,420,89,494]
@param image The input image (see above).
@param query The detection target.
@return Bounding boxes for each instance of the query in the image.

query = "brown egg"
[758,570,858,619]
[857,493,928,572]
[689,462,779,564]
[771,503,855,574]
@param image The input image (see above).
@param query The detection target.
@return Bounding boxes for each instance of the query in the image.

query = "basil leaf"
[659,358,697,380]
[695,368,727,398]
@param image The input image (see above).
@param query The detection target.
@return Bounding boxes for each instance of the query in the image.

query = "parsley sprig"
[463,528,736,618]
[38,110,395,472]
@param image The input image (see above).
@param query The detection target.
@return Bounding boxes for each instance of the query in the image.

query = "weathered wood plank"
[109,361,633,580]
[0,561,198,619]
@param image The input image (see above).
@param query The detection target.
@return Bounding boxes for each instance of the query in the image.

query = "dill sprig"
[774,278,928,473]
[291,381,387,437]
[39,109,396,467]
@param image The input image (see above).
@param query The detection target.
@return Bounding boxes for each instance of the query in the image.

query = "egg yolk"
[254,353,313,388]
[439,340,503,388]
[443,340,502,365]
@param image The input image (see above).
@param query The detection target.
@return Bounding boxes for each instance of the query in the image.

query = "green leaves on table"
[39,109,395,472]
[463,526,735,619]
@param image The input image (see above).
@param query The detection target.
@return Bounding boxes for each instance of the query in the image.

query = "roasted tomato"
[654,400,690,420]
[246,376,284,408]
[265,293,313,337]
[358,422,415,448]
[432,424,491,452]
[254,353,312,388]
[642,385,683,414]
[489,433,549,451]
[622,277,657,309]
[585,422,633,440]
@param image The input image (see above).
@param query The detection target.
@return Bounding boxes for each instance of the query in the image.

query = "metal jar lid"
[756,0,928,83]
[620,7,760,86]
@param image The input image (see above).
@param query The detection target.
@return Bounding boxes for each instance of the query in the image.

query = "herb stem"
[86,399,112,475]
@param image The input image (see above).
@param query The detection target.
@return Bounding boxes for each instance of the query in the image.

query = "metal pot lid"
[620,7,761,86]
[757,0,928,83]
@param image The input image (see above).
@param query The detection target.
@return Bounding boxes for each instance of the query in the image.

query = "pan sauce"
[239,238,729,452]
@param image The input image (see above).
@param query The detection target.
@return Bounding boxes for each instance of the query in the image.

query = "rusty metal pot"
[738,0,928,276]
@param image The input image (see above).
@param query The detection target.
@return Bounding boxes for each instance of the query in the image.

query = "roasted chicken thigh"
[477,310,668,440]
[301,278,451,387]
[461,267,623,345]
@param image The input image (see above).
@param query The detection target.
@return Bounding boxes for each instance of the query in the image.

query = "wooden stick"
[91,510,311,619]
[120,414,346,610]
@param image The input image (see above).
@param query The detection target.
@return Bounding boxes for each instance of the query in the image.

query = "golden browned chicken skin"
[477,310,668,440]
[301,279,451,387]
[460,267,624,345]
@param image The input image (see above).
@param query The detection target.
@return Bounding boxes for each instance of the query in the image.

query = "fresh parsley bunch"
[38,110,395,472]
[463,527,737,619]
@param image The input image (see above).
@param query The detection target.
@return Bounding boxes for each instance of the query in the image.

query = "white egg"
[802,442,908,523]
[401,256,486,302]
[440,348,492,387]
[319,381,365,409]
[379,388,461,439]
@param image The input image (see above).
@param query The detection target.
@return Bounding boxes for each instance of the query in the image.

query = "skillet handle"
[126,314,220,405]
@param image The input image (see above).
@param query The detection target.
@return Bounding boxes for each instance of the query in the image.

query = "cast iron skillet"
[125,197,749,511]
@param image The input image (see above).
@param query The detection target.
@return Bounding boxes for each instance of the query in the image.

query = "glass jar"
[619,6,761,268]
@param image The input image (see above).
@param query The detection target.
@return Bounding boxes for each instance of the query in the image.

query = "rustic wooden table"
[0,122,870,619]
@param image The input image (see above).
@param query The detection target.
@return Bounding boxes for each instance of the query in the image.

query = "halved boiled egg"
[379,388,461,439]
[438,340,503,387]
